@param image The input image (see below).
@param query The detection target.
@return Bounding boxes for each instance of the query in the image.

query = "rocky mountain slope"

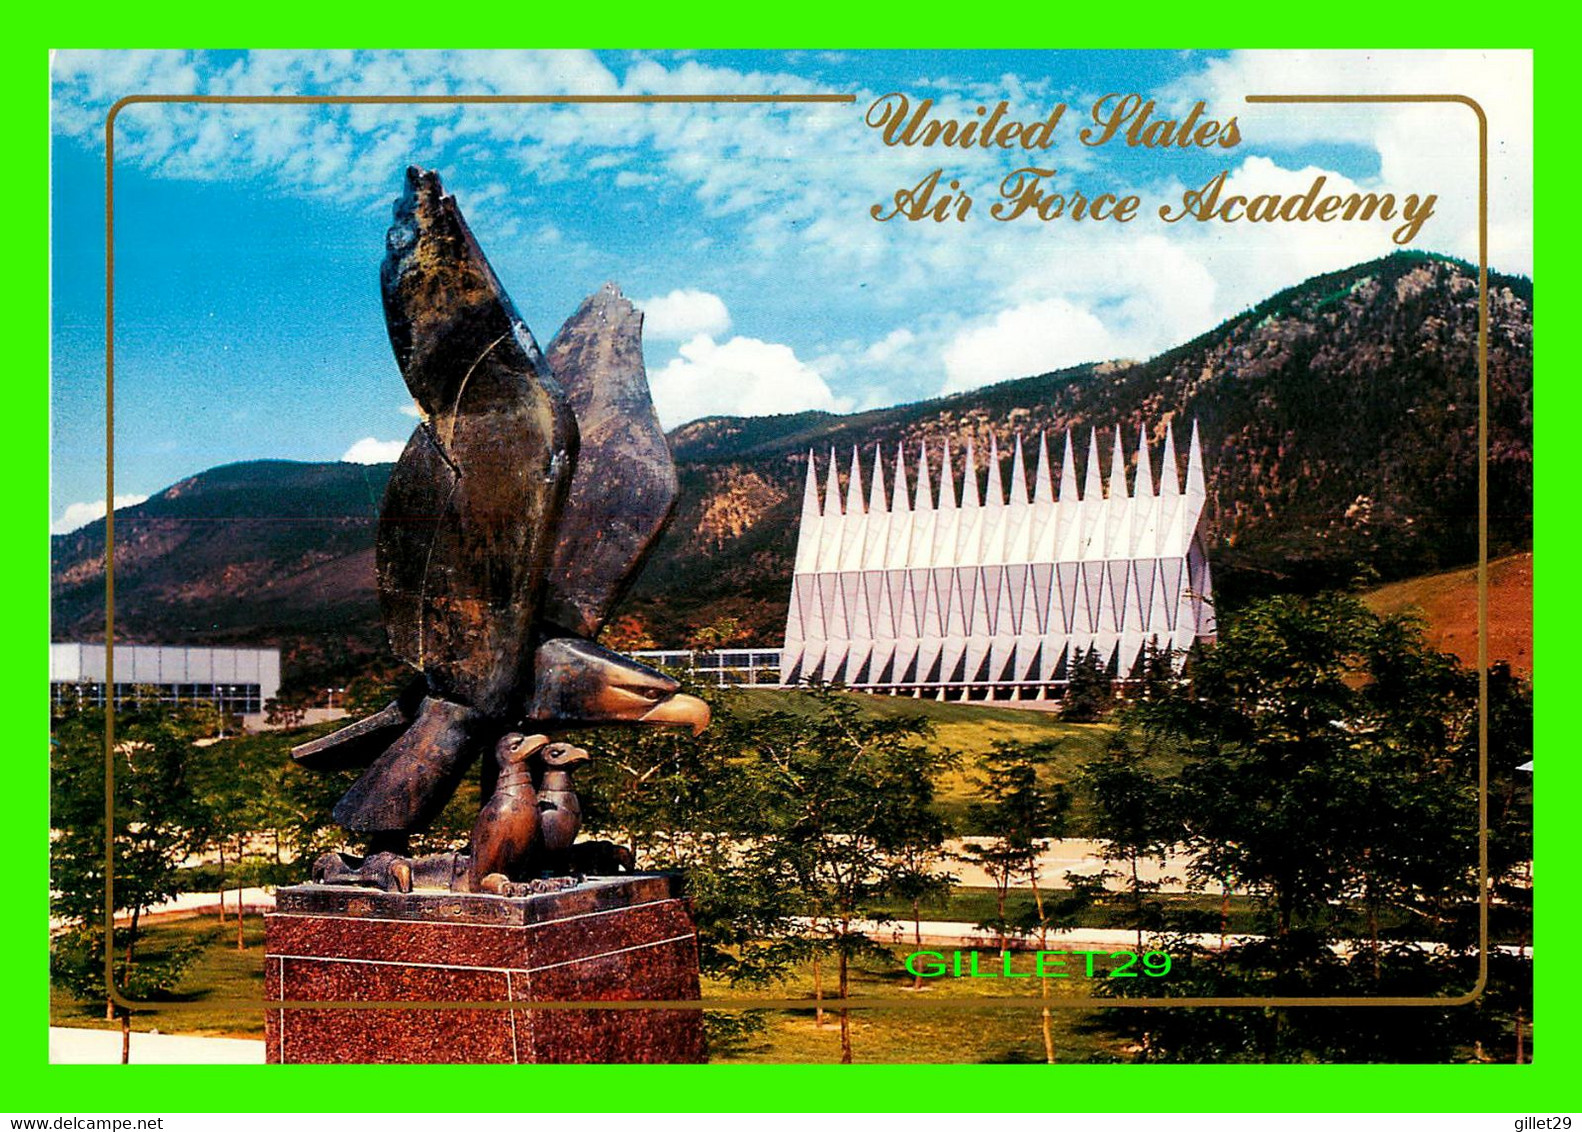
[51,251,1532,692]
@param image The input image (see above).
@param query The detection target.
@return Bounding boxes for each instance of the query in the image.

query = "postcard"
[45,48,1533,1089]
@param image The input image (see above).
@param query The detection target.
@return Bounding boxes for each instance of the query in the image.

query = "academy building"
[779,421,1215,700]
[49,642,282,714]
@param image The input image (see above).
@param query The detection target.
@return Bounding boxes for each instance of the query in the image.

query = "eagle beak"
[639,692,712,736]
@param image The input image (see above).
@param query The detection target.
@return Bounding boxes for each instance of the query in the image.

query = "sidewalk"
[48,1027,265,1064]
[945,838,1204,893]
[135,887,278,920]
[51,888,279,932]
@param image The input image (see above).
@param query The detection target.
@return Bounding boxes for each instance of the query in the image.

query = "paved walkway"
[49,1027,264,1064]
[50,888,278,931]
[946,838,1205,893]
[139,887,278,917]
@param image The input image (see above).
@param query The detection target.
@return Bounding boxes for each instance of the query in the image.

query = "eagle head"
[525,636,711,736]
[537,741,592,769]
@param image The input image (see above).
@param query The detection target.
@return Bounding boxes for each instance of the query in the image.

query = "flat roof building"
[50,642,282,714]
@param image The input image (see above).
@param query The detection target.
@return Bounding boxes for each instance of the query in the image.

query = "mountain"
[51,251,1532,692]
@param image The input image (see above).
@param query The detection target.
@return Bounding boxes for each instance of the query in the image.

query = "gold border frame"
[95,87,1491,1019]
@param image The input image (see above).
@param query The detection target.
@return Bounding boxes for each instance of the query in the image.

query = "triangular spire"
[839,446,867,571]
[1060,429,1078,502]
[1135,424,1155,498]
[986,435,1005,508]
[793,450,825,576]
[914,442,934,512]
[1186,419,1206,501]
[824,446,842,516]
[801,449,820,521]
[939,439,958,510]
[892,443,911,513]
[860,444,890,572]
[1083,428,1102,502]
[886,443,914,569]
[1033,432,1054,504]
[1160,421,1181,496]
[1109,424,1128,499]
[961,437,980,510]
[868,444,887,515]
[1010,435,1030,505]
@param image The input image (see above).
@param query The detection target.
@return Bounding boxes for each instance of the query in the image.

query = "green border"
[21,19,1570,1115]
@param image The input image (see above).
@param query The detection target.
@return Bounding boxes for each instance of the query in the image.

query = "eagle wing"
[376,166,578,716]
[538,284,678,639]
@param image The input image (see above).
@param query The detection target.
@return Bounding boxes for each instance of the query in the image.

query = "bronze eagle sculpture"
[292,167,708,893]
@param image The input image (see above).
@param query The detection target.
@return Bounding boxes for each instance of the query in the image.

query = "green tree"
[50,705,211,1059]
[1098,593,1530,1062]
[189,734,313,947]
[888,834,957,991]
[1081,730,1182,948]
[579,675,805,1050]
[1157,595,1478,939]
[264,696,307,728]
[1136,640,1180,702]
[961,742,1068,947]
[1061,646,1113,722]
[750,687,948,1063]
[962,740,1071,1062]
[686,616,745,652]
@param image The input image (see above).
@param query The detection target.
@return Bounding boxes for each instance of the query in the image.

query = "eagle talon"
[476,872,513,895]
[311,850,415,893]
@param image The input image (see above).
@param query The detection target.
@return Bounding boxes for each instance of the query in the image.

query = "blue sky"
[49,49,1532,532]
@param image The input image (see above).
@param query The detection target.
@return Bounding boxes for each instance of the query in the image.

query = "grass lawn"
[50,912,269,1038]
[703,944,1126,1064]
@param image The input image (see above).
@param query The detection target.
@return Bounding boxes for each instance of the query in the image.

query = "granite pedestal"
[264,873,706,1064]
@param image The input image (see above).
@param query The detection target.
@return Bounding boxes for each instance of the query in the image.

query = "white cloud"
[639,289,732,341]
[51,494,149,535]
[863,328,915,365]
[649,333,845,427]
[341,437,406,464]
[1173,49,1531,274]
[1136,156,1435,321]
[940,300,1117,395]
[398,402,423,418]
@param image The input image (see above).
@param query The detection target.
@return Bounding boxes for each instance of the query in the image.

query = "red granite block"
[518,935,706,1063]
[519,1007,707,1064]
[264,876,706,1064]
[524,898,697,968]
[277,1005,520,1064]
[278,955,517,1002]
[526,935,703,1002]
[268,913,526,969]
[271,957,519,1064]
